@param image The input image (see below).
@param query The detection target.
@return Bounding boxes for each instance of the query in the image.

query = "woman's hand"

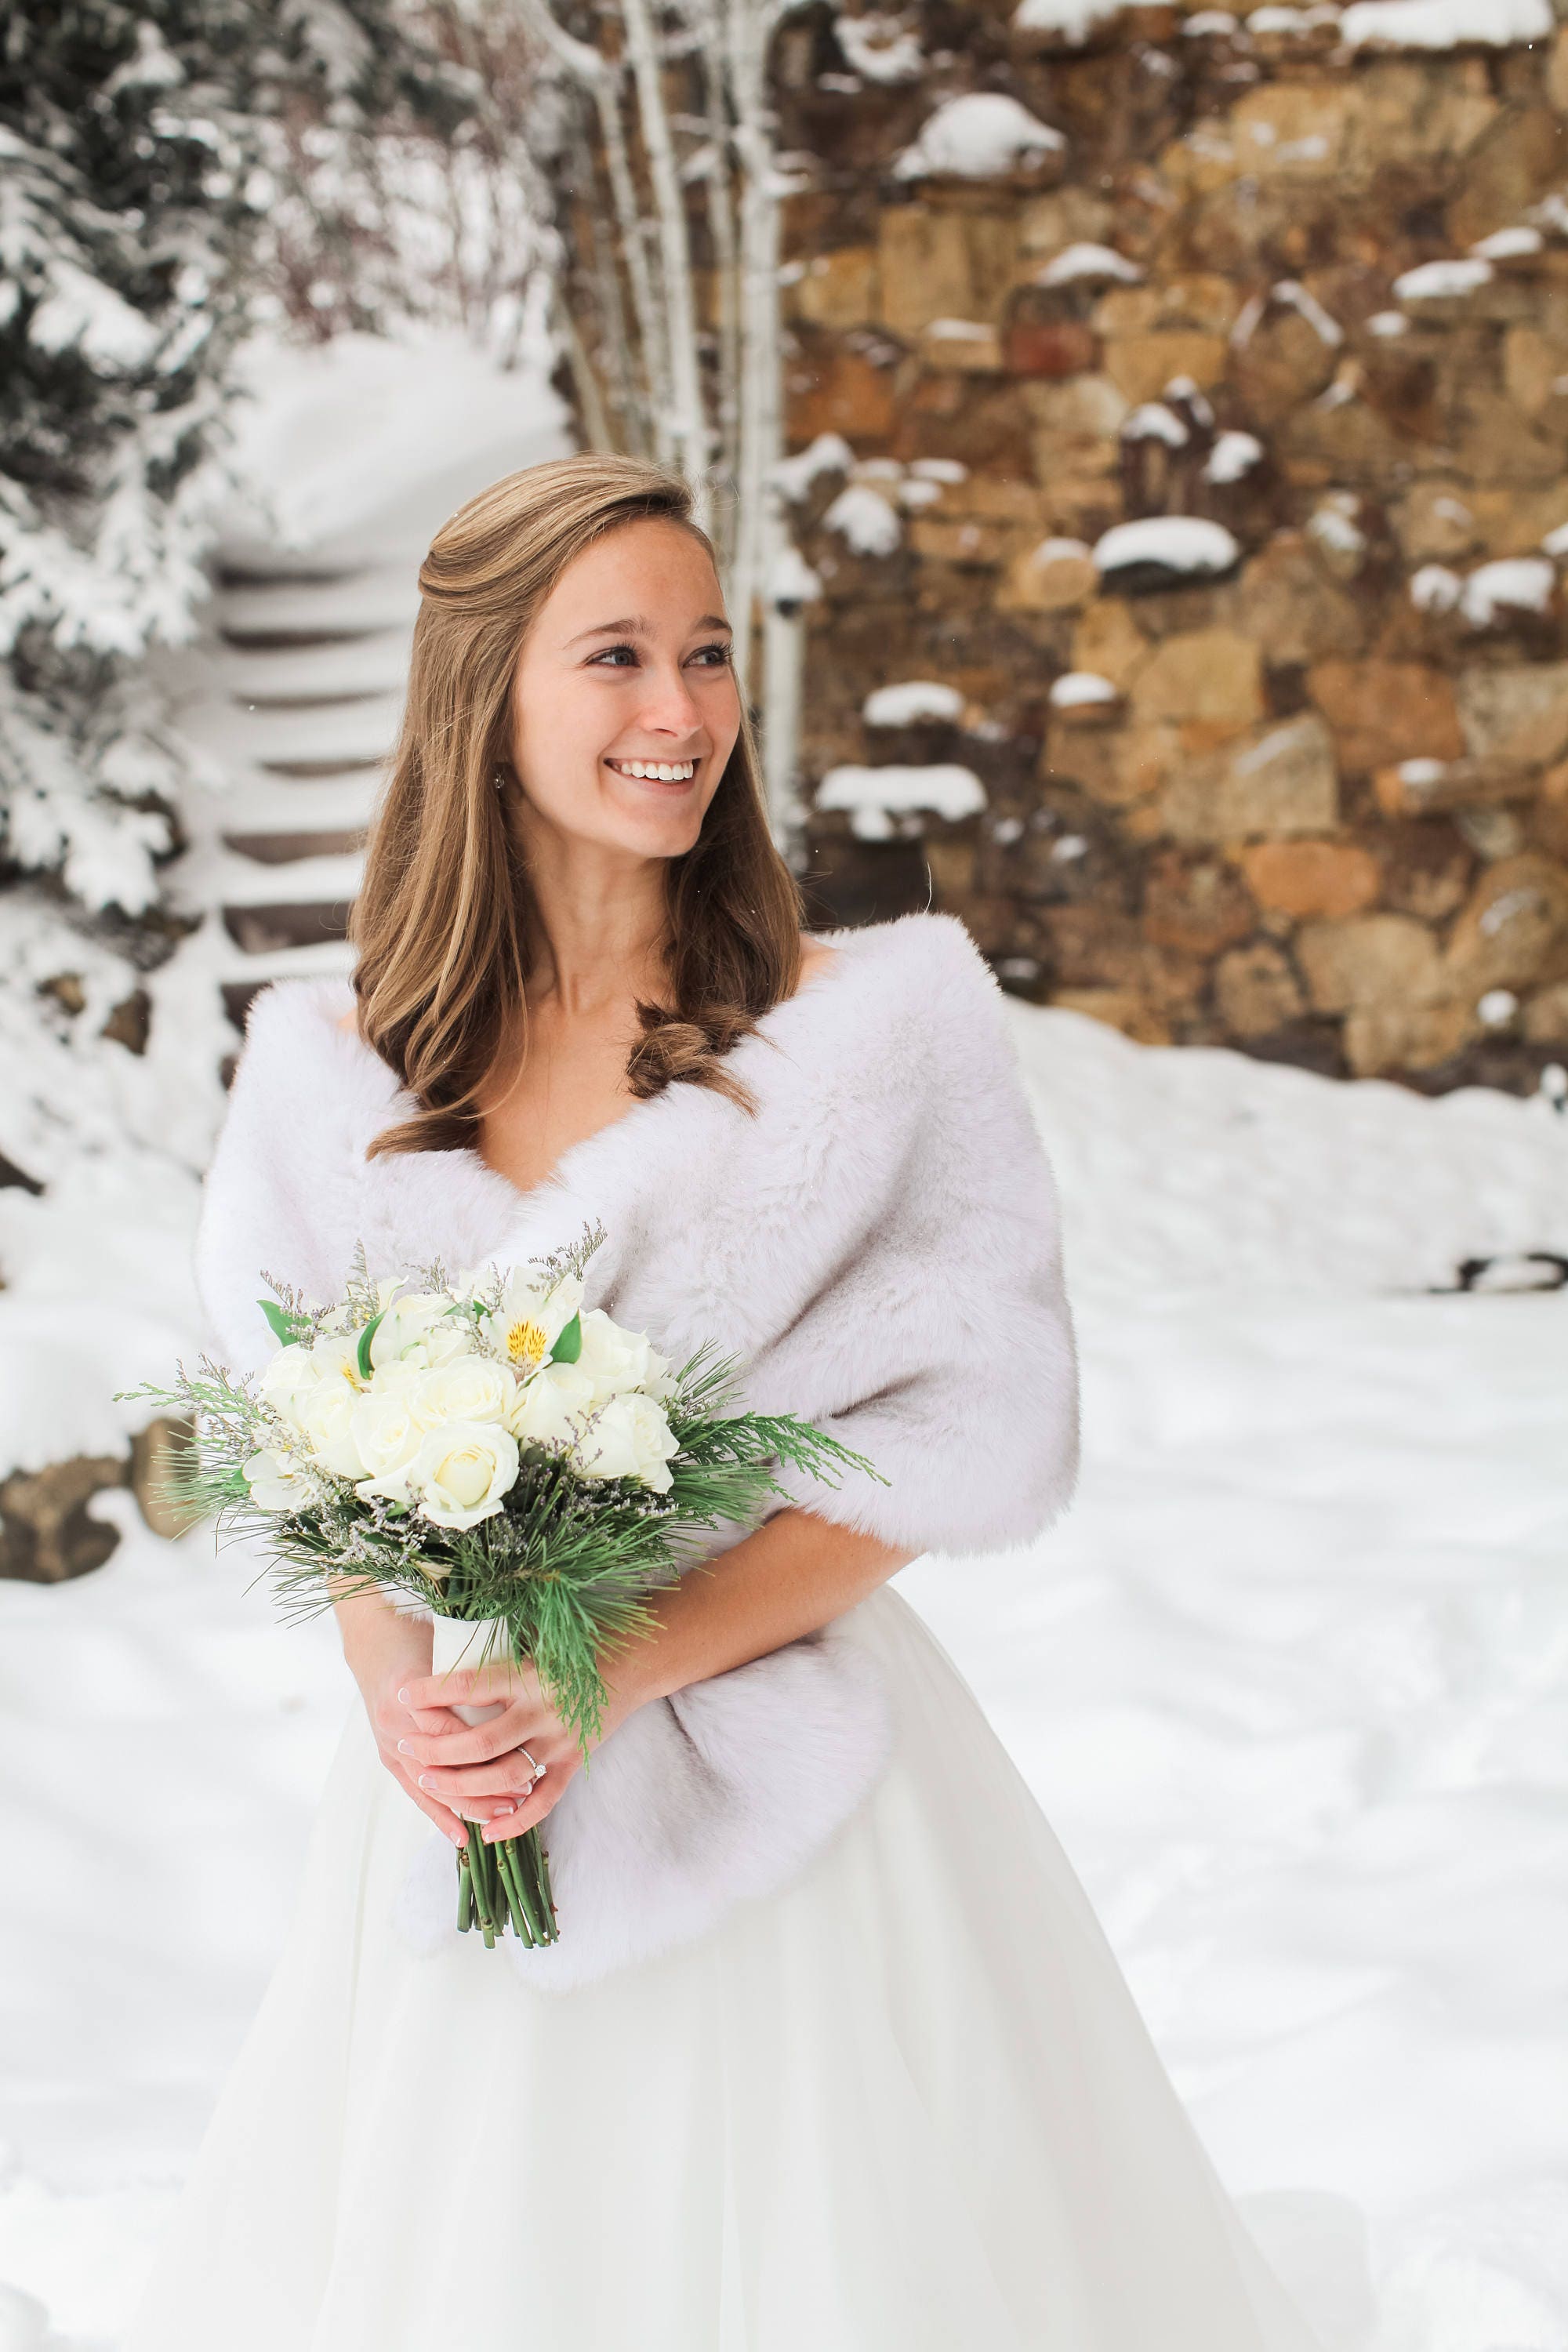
[335,1587,504,1849]
[393,1657,633,1848]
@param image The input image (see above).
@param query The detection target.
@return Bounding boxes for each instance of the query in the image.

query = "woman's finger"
[400,1664,535,1715]
[479,1768,567,1842]
[413,1751,553,1802]
[396,1709,544,1770]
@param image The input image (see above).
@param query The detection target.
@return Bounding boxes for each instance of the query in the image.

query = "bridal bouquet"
[118,1222,881,1954]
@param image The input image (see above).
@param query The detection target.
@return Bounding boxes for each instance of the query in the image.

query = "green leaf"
[550,1311,582,1364]
[259,1298,309,1346]
[356,1308,388,1381]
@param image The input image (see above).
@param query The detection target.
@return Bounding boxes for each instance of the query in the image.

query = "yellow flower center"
[505,1317,550,1371]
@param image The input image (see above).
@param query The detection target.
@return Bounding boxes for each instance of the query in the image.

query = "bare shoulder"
[796,931,840,990]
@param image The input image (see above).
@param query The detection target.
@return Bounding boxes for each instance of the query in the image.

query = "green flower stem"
[511,1831,552,1946]
[496,1838,535,1946]
[457,1848,474,1933]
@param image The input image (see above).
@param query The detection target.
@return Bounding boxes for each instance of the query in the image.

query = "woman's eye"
[587,644,638,667]
[586,641,732,670]
[693,642,733,667]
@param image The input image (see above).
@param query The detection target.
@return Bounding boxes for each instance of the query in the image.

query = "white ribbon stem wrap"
[429,1612,512,1732]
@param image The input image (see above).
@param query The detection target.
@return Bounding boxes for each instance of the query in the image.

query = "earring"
[493,768,506,792]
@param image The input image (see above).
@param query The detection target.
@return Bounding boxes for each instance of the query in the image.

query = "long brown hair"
[349,452,806,1159]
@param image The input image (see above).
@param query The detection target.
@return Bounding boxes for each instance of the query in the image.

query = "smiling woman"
[349,455,805,1165]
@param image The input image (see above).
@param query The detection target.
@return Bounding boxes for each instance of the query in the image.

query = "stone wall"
[768,1,1568,1086]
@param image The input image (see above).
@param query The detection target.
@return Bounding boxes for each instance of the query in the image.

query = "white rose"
[296,1380,369,1479]
[243,1446,311,1512]
[369,1289,474,1372]
[509,1361,597,1452]
[481,1269,584,1380]
[408,1420,520,1530]
[348,1388,426,1504]
[258,1344,322,1429]
[574,1390,680,1490]
[411,1358,519,1430]
[574,1308,674,1402]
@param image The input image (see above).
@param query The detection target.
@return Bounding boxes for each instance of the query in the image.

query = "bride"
[125,452,1328,2350]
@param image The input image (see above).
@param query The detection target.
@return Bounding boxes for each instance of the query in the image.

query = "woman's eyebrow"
[564,612,732,646]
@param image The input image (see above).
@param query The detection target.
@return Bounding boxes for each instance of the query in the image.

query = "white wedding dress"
[123,1579,1328,2351]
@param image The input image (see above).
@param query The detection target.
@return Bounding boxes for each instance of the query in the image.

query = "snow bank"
[1393,258,1494,303]
[772,432,853,501]
[1341,0,1552,45]
[1457,557,1555,628]
[1092,515,1241,581]
[1123,402,1189,447]
[894,93,1065,180]
[832,10,925,81]
[1206,430,1265,485]
[862,681,965,726]
[1012,0,1125,34]
[822,484,902,557]
[815,762,988,822]
[1036,241,1143,287]
[1050,670,1118,708]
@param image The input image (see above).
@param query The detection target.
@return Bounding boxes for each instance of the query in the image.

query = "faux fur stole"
[197,909,1080,1562]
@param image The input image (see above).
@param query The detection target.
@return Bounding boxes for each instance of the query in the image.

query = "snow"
[1011,0,1126,35]
[1182,8,1241,27]
[1049,670,1118,707]
[822,484,902,558]
[1367,310,1410,338]
[1123,401,1189,447]
[1246,5,1341,32]
[893,93,1065,182]
[1471,226,1544,263]
[1410,564,1463,615]
[1205,430,1265,485]
[1542,521,1568,561]
[1092,515,1241,580]
[1340,0,1552,45]
[908,456,967,484]
[862,681,965,726]
[771,433,853,502]
[832,12,925,82]
[1392,258,1494,303]
[4,1007,1567,2346]
[1477,989,1519,1027]
[815,761,988,823]
[1457,558,1555,628]
[1036,241,1143,287]
[767,543,822,611]
[1308,497,1367,561]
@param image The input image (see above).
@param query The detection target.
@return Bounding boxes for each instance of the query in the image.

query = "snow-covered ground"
[2,324,1565,2352]
[1,1009,1563,2350]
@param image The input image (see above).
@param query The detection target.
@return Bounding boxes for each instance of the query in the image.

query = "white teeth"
[610,758,695,781]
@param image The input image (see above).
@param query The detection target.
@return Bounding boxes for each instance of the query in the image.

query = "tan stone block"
[1229,303,1340,425]
[1391,481,1483,564]
[1522,978,1568,1043]
[1017,188,1116,259]
[1142,849,1257,956]
[1352,62,1497,172]
[1240,840,1382,920]
[1502,328,1568,420]
[1093,276,1239,339]
[1341,998,1474,1077]
[1214,942,1306,1037]
[1218,535,1364,663]
[1072,599,1149,688]
[1456,665,1568,766]
[909,514,1011,565]
[1022,374,1129,437]
[1162,713,1339,844]
[996,540,1098,613]
[1551,25,1568,113]
[1226,85,1364,180]
[1103,332,1228,405]
[1129,629,1265,732]
[786,347,897,442]
[920,319,1004,373]
[1447,105,1563,252]
[1046,719,1178,806]
[792,246,877,331]
[877,207,1018,339]
[1297,913,1442,1014]
[1443,852,1568,993]
[1307,660,1465,776]
[1046,986,1172,1044]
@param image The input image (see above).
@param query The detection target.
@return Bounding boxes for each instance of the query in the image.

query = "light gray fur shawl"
[194,910,1080,1989]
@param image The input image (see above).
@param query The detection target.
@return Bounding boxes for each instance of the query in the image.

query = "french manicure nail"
[397,1739,412,1755]
[418,1774,433,1790]
[397,1686,411,1704]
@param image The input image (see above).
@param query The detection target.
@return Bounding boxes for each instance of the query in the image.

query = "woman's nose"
[636,665,703,735]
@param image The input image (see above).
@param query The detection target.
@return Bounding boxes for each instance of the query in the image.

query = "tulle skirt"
[122,1586,1327,2350]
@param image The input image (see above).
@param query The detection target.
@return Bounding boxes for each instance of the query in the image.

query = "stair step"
[222,900,355,954]
[220,570,419,644]
[220,626,412,705]
[223,826,367,866]
[212,772,382,833]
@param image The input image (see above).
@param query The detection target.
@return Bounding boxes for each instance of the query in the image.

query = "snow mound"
[1050,671,1118,708]
[1341,0,1551,44]
[1012,0,1125,34]
[863,681,965,726]
[1457,558,1555,628]
[1092,516,1241,584]
[1206,430,1265,485]
[1036,241,1143,287]
[894,93,1065,180]
[815,762,987,822]
[1393,258,1494,303]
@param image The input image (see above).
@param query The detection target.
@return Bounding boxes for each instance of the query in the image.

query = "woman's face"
[507,517,741,861]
